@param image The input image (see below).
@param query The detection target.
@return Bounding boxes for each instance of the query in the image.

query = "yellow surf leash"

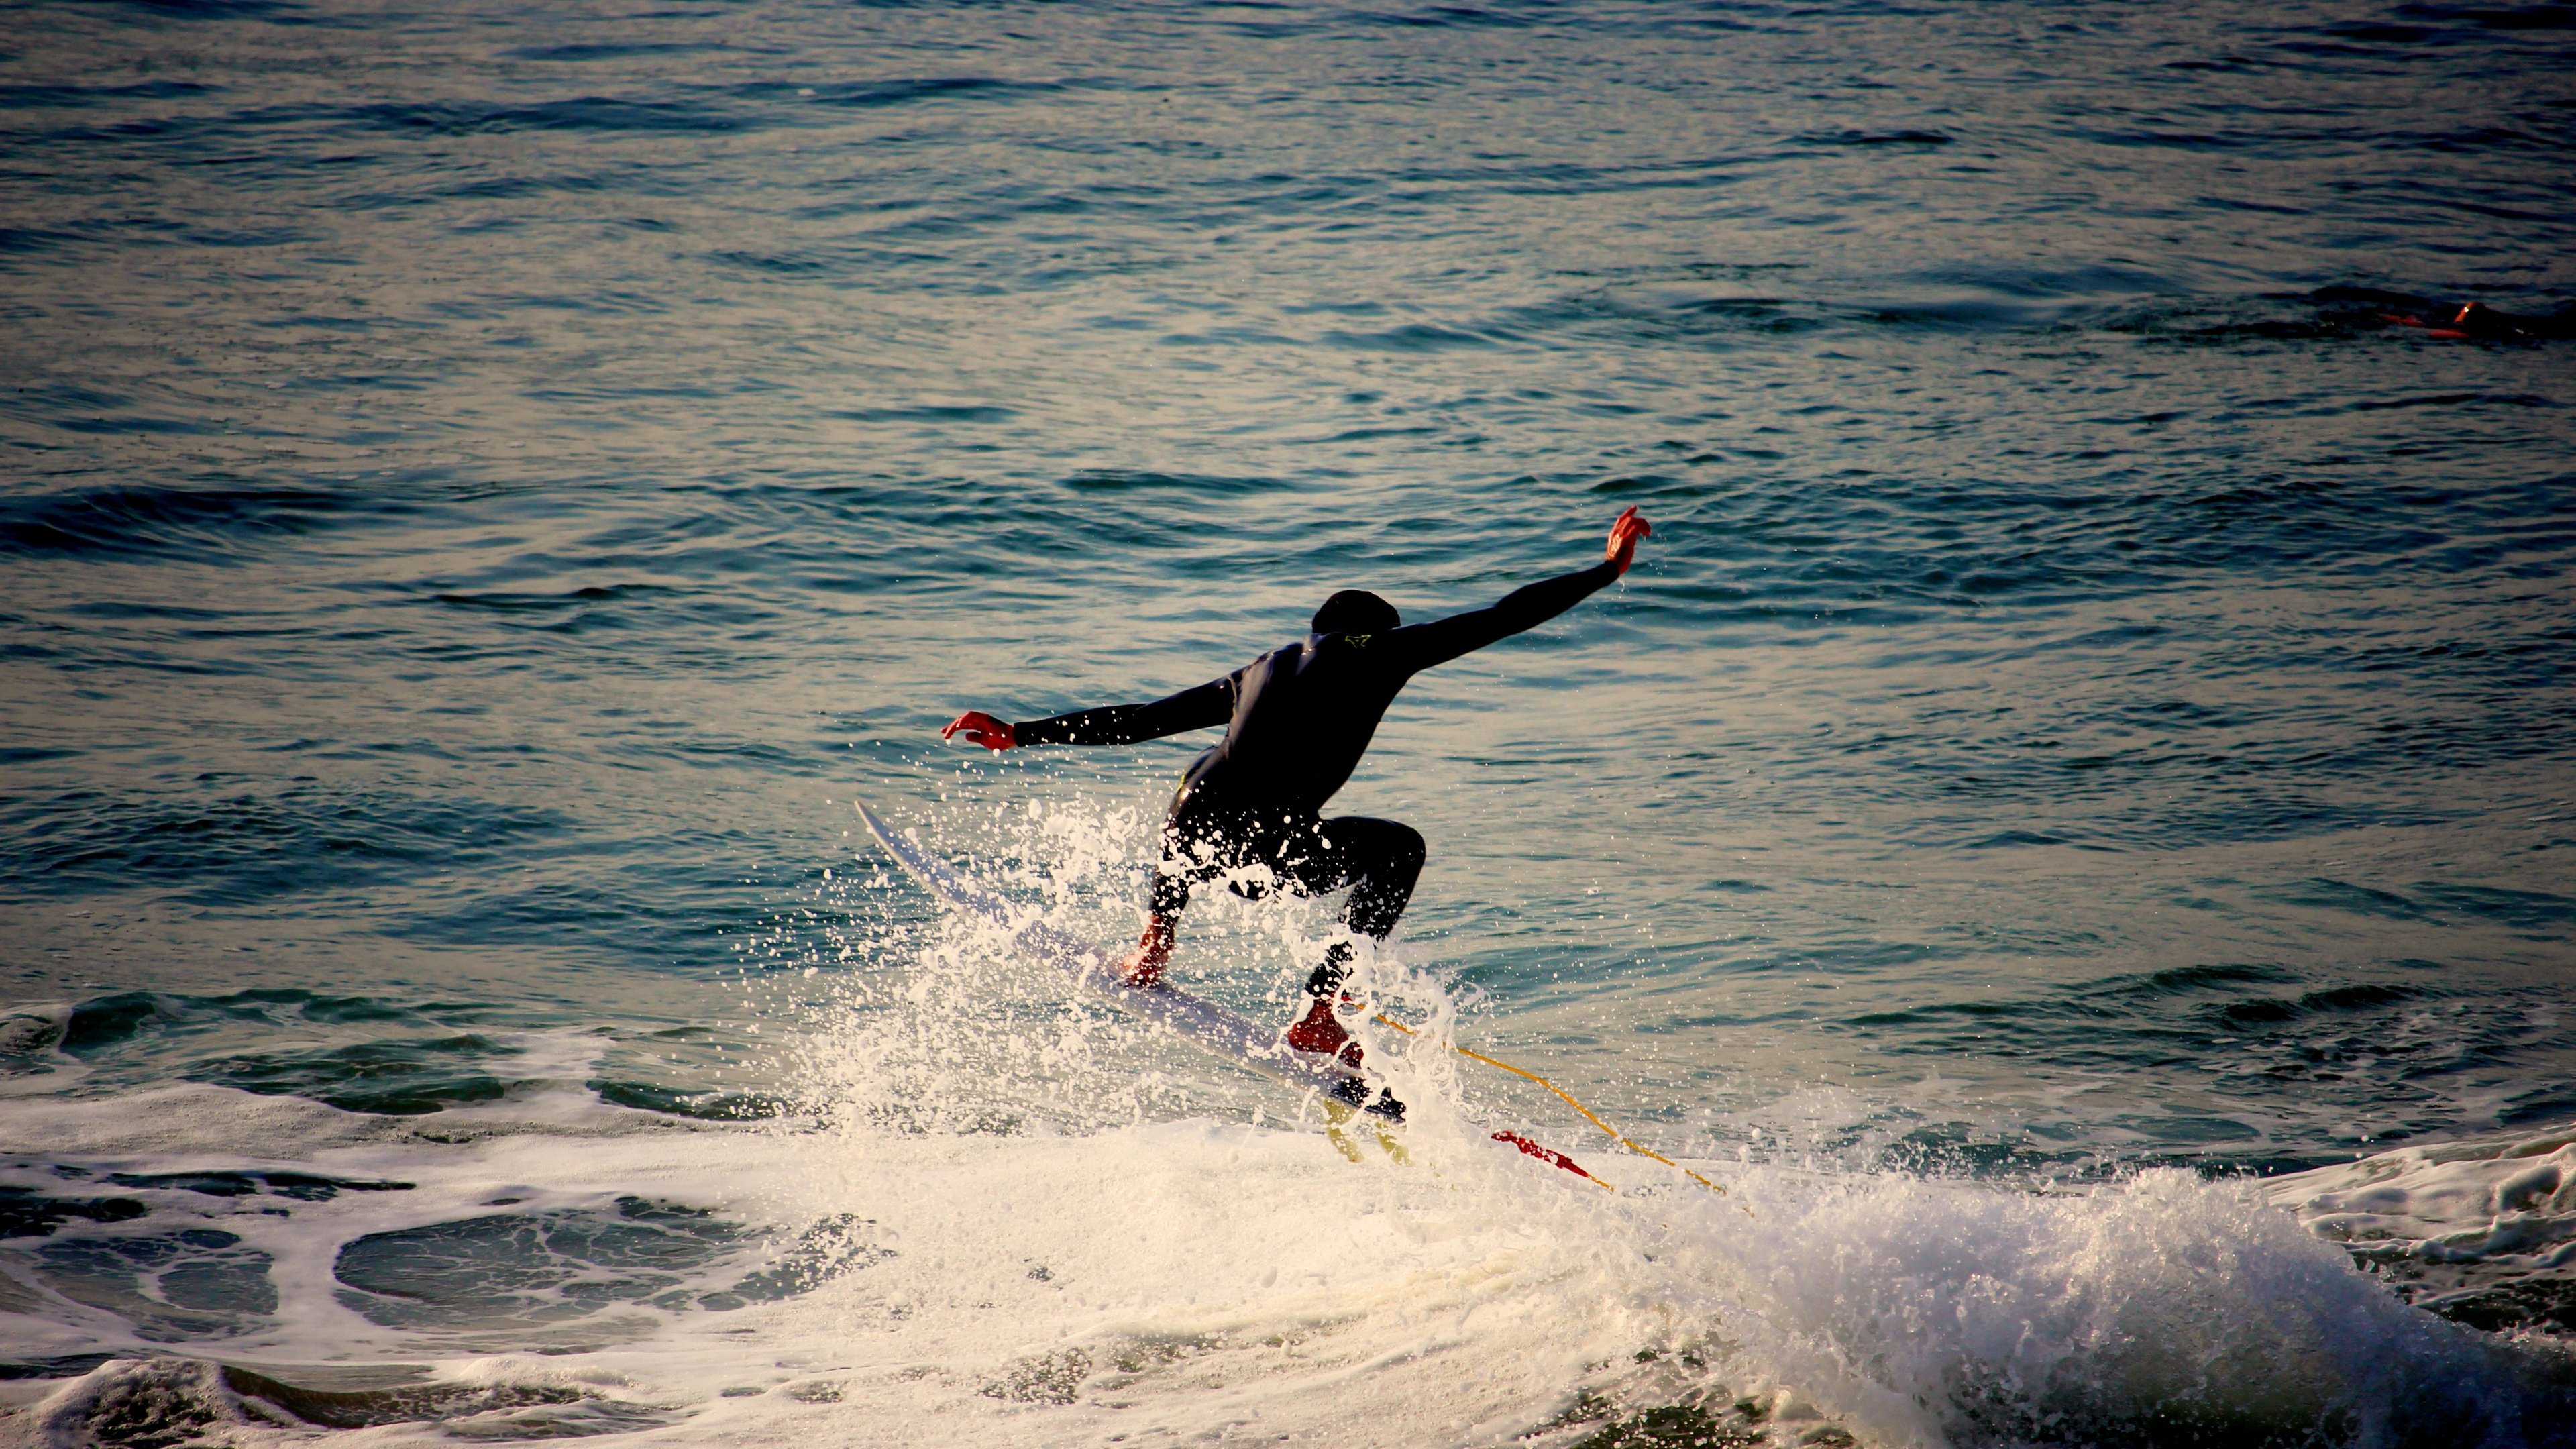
[1366,1012,1733,1201]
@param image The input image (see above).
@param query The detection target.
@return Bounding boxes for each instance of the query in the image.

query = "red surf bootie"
[1115,918,1176,988]
[1287,997,1362,1067]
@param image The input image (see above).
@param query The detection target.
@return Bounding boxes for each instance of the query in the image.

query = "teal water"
[3,0,2574,1444]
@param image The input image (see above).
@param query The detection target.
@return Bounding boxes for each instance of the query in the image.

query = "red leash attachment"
[1492,1130,1593,1179]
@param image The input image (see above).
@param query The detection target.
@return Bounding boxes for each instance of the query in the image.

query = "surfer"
[942,506,1652,1071]
[2312,286,2576,341]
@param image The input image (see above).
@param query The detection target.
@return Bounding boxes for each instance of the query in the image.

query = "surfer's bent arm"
[1002,677,1234,748]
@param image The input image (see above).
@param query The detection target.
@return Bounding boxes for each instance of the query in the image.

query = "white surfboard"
[854,800,1376,1103]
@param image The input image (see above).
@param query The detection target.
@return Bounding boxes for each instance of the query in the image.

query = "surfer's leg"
[1325,816,1426,941]
[1285,817,1424,1076]
[1115,914,1178,987]
[1116,818,1193,987]
[1290,816,1424,996]
[1119,799,1254,986]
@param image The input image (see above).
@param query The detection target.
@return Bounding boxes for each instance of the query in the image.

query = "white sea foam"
[9,808,2574,1447]
[0,1081,386,1159]
[2267,1130,2576,1328]
[13,1099,2569,1448]
[0,1003,87,1100]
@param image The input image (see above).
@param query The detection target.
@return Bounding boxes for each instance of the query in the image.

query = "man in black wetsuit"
[943,506,1651,1075]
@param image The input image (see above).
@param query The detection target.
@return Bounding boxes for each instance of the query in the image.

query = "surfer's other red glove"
[941,710,1017,751]
[1605,505,1652,576]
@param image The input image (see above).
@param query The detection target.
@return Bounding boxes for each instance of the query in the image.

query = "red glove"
[1606,505,1652,576]
[941,710,1017,751]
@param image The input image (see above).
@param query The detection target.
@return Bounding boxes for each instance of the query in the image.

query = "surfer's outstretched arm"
[1386,505,1650,674]
[943,677,1232,752]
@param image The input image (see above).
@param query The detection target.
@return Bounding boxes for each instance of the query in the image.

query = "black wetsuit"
[1013,557,1625,961]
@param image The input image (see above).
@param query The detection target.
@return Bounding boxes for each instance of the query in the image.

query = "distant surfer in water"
[943,506,1651,1075]
[2312,286,2576,341]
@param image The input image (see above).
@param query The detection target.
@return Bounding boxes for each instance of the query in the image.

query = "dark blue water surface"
[3,0,2574,1441]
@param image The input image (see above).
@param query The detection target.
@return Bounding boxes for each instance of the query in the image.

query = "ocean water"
[3,0,2574,1442]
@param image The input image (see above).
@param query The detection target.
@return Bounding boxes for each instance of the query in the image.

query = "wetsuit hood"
[1313,590,1399,634]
